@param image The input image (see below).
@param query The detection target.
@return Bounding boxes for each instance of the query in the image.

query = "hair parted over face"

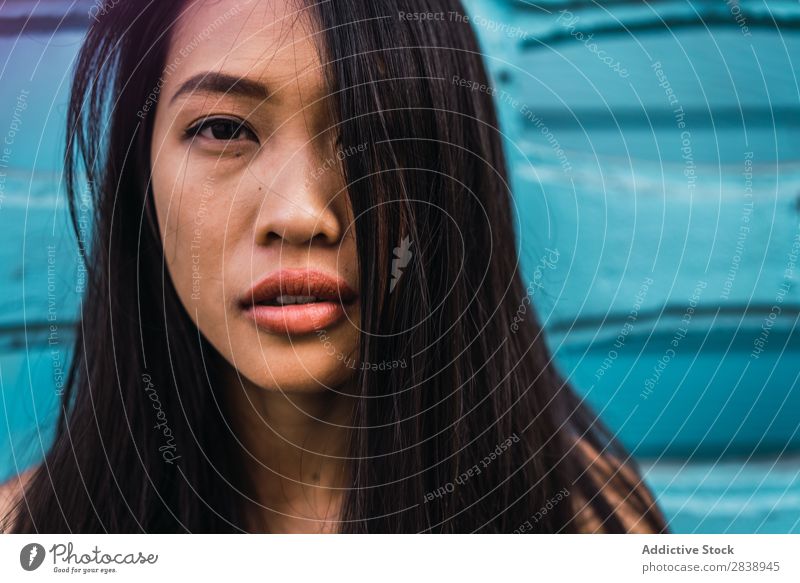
[150,0,362,393]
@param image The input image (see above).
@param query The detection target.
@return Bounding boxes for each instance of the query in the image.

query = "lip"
[240,269,358,335]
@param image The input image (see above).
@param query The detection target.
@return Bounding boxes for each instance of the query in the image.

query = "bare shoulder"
[571,438,663,534]
[0,467,37,532]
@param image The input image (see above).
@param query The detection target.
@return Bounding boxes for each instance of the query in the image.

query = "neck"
[226,375,354,533]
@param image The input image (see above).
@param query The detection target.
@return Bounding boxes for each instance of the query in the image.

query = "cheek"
[151,151,185,251]
[151,159,228,318]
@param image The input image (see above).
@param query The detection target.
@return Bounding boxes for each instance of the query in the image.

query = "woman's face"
[150,0,361,393]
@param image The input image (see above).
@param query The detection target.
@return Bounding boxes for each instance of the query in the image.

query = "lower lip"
[244,301,348,335]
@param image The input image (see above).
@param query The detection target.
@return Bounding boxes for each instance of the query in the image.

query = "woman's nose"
[253,143,345,248]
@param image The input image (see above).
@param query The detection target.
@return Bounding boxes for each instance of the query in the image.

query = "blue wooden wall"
[463,0,799,456]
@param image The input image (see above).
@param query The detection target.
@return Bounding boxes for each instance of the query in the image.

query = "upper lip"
[240,269,358,307]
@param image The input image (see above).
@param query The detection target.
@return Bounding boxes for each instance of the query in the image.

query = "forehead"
[166,0,324,97]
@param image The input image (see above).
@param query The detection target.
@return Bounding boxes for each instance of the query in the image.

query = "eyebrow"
[169,72,271,105]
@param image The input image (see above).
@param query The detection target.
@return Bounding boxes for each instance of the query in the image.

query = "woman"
[1,0,667,533]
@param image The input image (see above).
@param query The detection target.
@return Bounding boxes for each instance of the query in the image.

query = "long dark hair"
[6,0,667,533]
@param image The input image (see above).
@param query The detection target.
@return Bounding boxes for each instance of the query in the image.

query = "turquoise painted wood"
[0,25,84,479]
[463,0,800,458]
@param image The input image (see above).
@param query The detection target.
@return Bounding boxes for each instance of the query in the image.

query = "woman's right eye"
[186,117,259,143]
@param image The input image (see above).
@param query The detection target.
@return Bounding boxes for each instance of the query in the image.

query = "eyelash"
[184,117,259,144]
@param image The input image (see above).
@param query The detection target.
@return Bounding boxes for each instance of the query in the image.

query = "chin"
[228,329,360,393]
